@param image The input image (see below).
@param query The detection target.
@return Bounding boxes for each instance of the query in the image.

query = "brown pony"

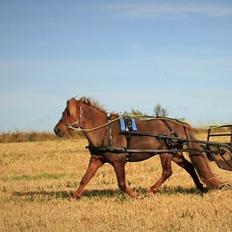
[54,97,222,199]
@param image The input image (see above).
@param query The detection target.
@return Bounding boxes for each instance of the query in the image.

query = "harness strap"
[103,116,113,147]
[161,119,177,137]
[68,114,190,133]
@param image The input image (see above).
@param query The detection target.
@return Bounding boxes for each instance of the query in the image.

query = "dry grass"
[0,132,232,232]
[0,131,83,143]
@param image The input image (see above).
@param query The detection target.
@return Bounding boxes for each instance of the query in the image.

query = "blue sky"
[1,0,232,132]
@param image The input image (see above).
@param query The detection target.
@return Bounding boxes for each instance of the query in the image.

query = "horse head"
[54,98,81,137]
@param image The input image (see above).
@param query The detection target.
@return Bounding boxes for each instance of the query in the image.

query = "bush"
[154,103,168,117]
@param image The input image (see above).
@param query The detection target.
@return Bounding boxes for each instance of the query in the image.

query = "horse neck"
[80,103,107,147]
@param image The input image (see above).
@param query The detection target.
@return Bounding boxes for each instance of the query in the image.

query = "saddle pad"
[119,117,137,132]
[119,118,126,131]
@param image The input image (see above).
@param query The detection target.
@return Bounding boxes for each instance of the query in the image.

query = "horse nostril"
[54,127,60,134]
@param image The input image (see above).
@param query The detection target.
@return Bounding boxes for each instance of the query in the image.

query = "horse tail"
[189,154,222,188]
[187,131,222,188]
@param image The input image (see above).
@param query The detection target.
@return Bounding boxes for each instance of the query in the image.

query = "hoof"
[199,187,208,194]
[69,192,81,201]
[147,188,157,195]
[129,191,139,198]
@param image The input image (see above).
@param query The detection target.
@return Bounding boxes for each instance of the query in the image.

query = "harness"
[67,113,190,159]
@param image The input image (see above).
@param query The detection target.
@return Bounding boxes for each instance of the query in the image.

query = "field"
[1,132,232,232]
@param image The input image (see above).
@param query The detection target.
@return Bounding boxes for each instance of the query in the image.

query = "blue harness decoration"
[119,117,137,132]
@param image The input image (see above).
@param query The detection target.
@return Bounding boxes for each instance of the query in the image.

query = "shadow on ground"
[12,186,205,201]
[13,190,71,200]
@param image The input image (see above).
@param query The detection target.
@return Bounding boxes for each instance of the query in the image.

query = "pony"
[54,97,222,199]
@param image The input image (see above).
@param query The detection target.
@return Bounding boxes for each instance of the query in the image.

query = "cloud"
[104,3,232,17]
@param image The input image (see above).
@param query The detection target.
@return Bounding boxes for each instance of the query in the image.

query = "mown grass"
[0,133,232,231]
[1,173,67,181]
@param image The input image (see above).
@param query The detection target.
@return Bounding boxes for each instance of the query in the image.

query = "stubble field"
[0,133,232,232]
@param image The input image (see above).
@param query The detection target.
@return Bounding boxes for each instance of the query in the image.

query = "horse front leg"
[149,153,173,194]
[112,160,138,198]
[73,156,103,199]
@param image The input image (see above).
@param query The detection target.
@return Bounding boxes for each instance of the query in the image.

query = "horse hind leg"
[172,153,207,193]
[149,153,173,194]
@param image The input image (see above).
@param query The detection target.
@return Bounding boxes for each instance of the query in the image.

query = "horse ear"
[67,99,78,116]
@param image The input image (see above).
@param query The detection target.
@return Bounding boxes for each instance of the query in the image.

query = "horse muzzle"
[54,127,65,137]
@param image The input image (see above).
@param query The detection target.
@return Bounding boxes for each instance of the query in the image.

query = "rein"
[67,113,190,133]
[67,115,124,132]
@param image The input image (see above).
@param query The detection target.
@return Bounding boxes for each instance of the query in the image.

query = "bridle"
[65,106,83,131]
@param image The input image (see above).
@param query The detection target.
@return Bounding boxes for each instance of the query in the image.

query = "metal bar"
[208,133,232,137]
[207,128,211,142]
[87,146,221,156]
[230,126,232,143]
[126,148,215,154]
[210,124,232,129]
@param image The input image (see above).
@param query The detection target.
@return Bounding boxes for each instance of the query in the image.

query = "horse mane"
[77,96,107,114]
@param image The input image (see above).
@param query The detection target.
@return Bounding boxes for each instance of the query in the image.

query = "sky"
[1,0,232,132]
